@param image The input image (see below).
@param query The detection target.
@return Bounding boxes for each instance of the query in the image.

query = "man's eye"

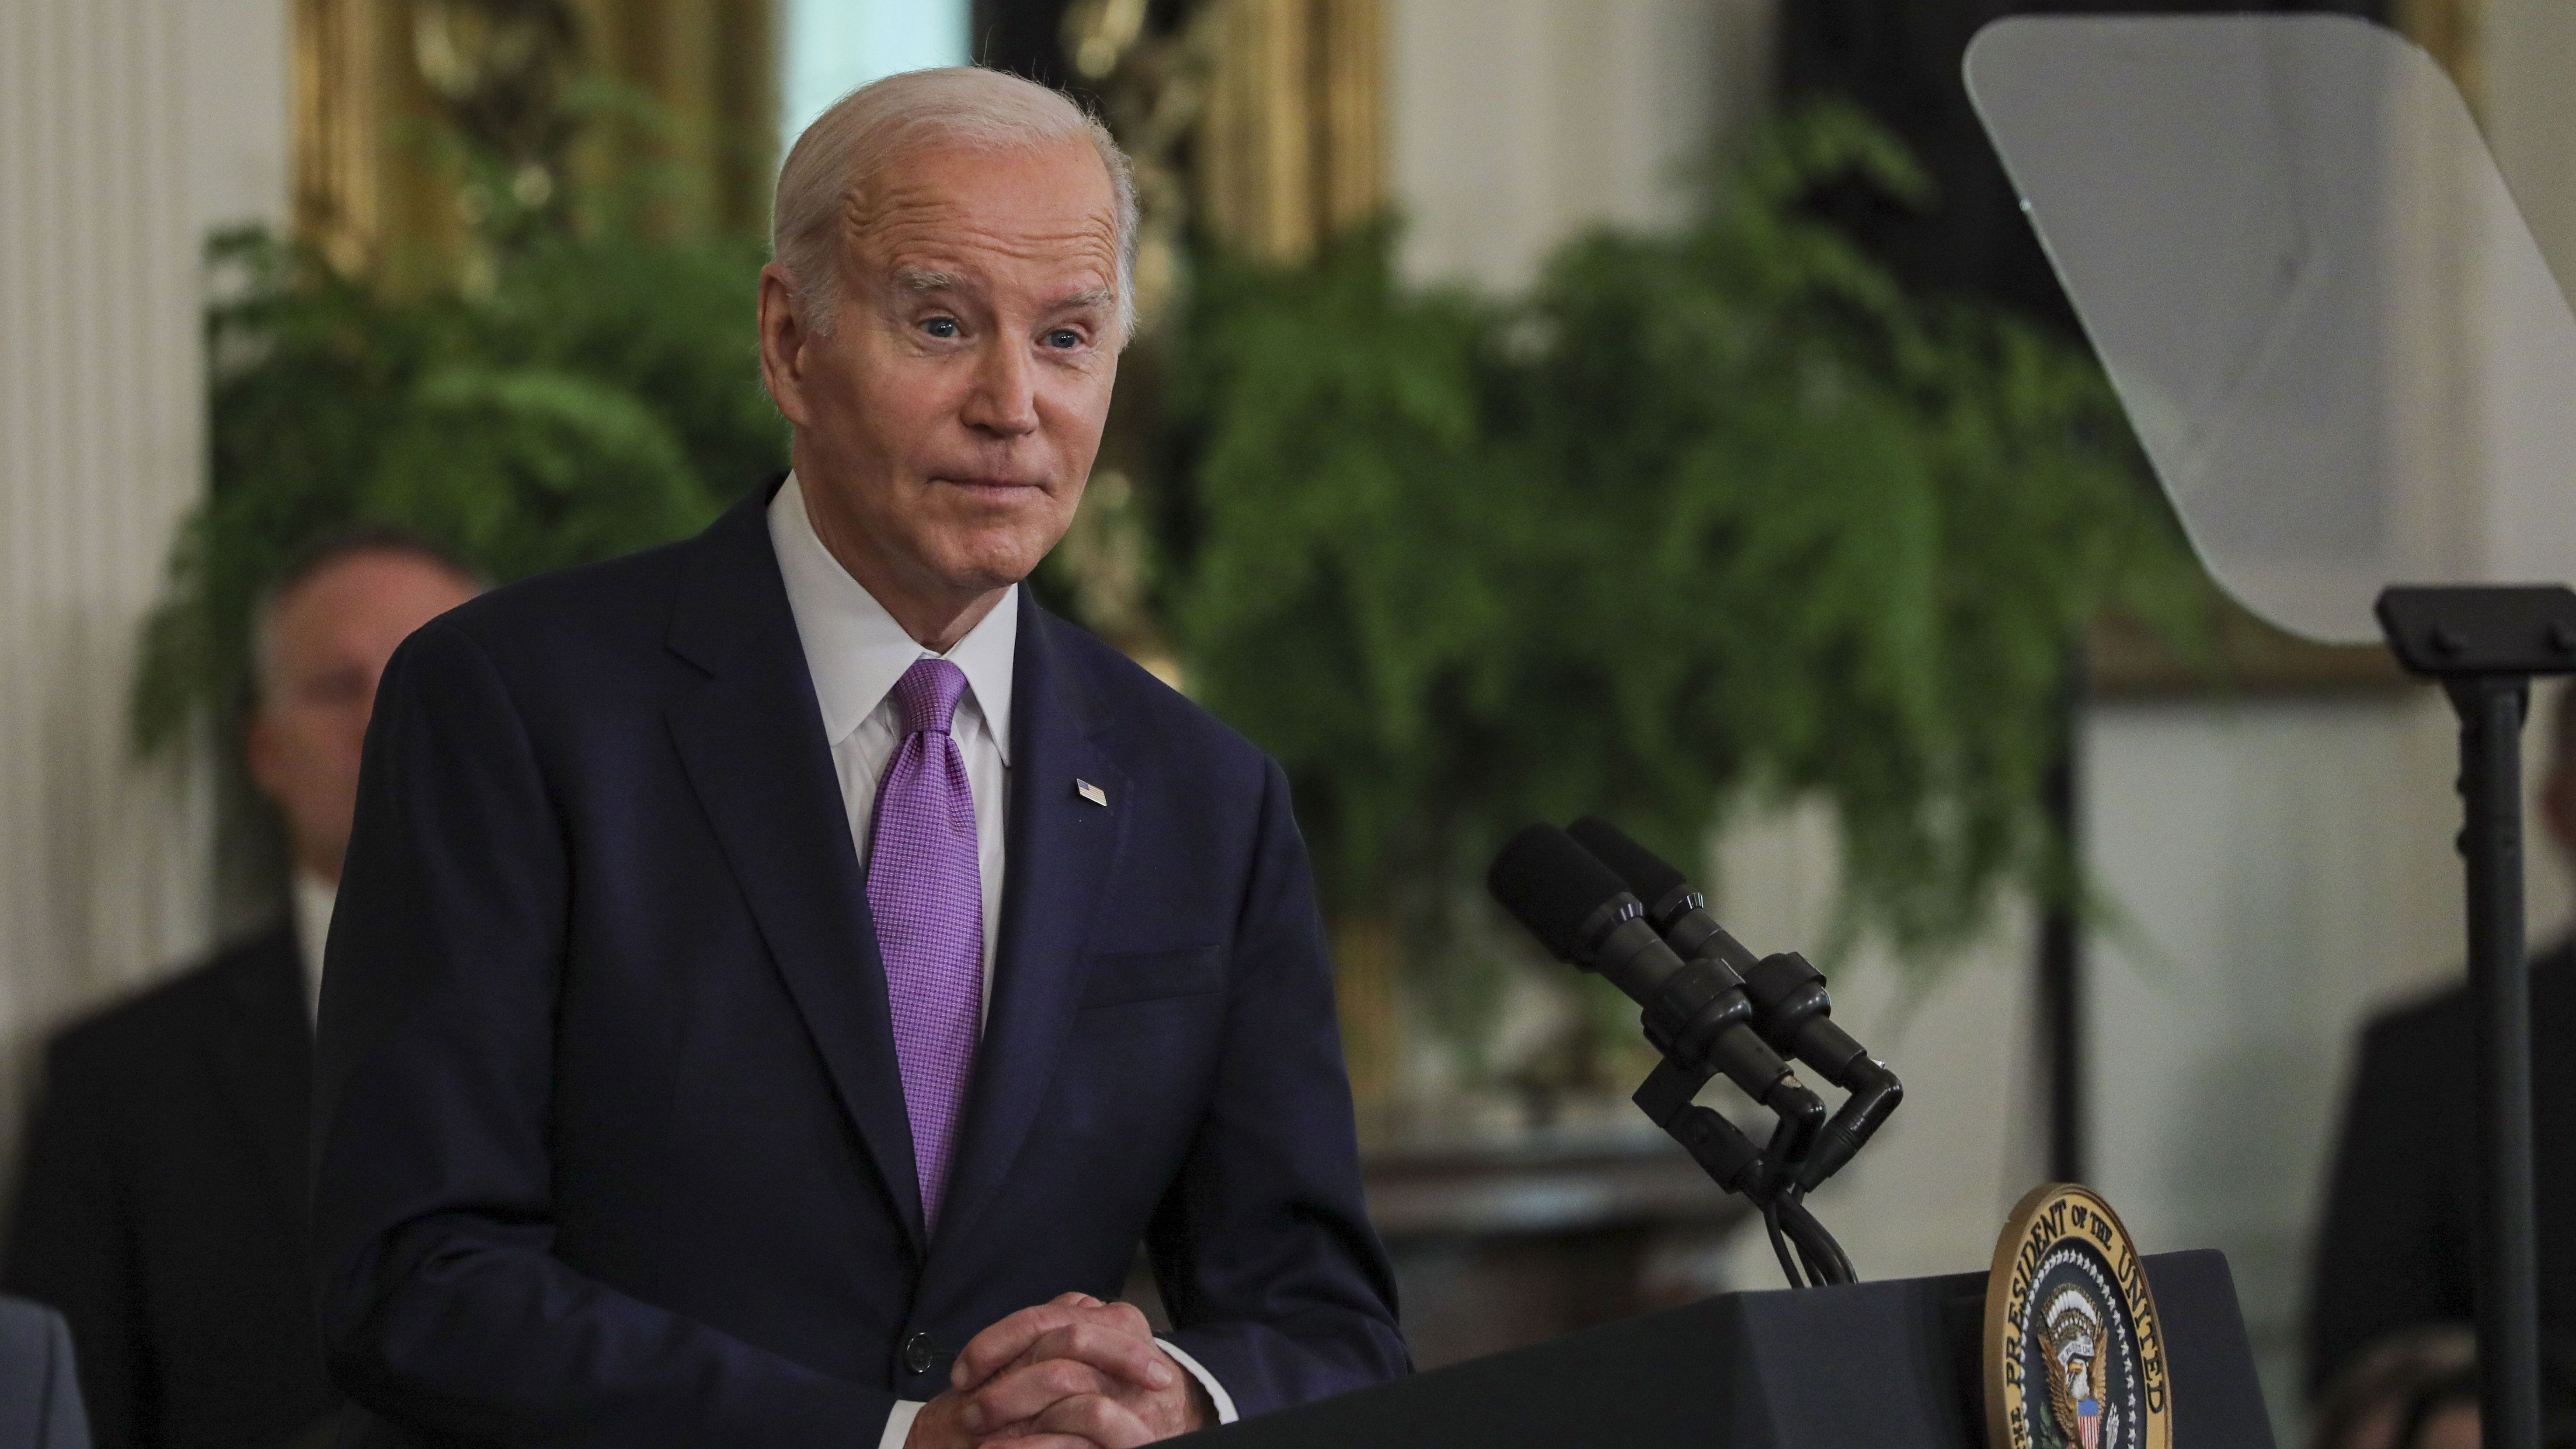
[921,317,959,339]
[1045,328,1083,349]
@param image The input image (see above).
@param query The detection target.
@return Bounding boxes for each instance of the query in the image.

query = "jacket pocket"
[1079,946,1225,1008]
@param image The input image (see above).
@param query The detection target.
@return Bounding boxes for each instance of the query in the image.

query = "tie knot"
[891,657,968,738]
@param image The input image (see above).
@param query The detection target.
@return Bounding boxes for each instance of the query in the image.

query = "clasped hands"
[907,1293,1212,1449]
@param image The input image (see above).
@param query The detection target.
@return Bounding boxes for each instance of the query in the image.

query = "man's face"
[760,136,1121,611]
[246,551,477,882]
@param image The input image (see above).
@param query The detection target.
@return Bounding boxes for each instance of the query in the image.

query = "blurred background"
[3,0,2574,1445]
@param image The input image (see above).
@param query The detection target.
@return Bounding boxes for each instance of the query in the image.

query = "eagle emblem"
[1983,1183,2169,1449]
[2043,1285,2108,1449]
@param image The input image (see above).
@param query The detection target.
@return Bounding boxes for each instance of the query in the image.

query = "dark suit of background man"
[312,67,1407,1449]
[2,537,479,1449]
[2310,682,2576,1396]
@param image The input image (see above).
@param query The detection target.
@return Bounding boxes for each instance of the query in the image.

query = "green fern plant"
[1164,106,2198,1017]
[140,99,2195,1058]
[134,221,782,757]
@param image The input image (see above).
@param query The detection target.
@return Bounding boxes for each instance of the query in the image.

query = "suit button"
[904,1332,936,1374]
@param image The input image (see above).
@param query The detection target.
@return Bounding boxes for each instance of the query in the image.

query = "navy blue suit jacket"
[312,482,1406,1445]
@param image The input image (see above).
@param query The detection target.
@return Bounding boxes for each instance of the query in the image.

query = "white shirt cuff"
[1156,1338,1239,1426]
[878,1399,925,1449]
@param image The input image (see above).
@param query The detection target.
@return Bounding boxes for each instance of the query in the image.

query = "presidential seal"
[1984,1184,2170,1449]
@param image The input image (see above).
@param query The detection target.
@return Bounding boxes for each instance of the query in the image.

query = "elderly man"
[2309,682,2576,1401]
[312,67,1407,1449]
[4,533,478,1449]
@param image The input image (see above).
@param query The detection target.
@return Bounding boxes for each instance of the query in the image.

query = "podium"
[1199,1250,2274,1448]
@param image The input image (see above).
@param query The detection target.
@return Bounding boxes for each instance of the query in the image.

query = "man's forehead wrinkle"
[863,206,1119,261]
[839,160,1120,287]
[860,222,1120,306]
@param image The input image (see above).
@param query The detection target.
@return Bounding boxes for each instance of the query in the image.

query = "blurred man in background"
[2305,1327,2478,1449]
[2309,681,2576,1422]
[3,533,478,1449]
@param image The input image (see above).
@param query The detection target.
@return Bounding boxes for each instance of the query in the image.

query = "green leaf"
[1165,108,2198,999]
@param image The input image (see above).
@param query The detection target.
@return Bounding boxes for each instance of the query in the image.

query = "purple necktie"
[867,658,984,1233]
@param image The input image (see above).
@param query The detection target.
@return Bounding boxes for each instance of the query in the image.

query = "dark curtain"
[971,0,1194,99]
[972,0,1080,88]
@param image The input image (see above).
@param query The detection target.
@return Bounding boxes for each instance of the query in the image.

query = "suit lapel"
[931,595,1131,1257]
[203,927,313,1221]
[665,487,927,1252]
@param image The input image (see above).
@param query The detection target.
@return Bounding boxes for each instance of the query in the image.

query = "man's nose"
[960,338,1040,437]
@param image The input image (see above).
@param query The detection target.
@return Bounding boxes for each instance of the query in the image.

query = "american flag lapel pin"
[1075,779,1108,808]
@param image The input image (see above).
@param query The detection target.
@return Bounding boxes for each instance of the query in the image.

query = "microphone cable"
[1763,1200,1806,1289]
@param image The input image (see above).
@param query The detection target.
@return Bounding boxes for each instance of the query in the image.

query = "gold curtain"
[294,0,776,280]
[1192,0,1384,263]
[294,0,433,276]
[1167,0,1396,1109]
[566,0,778,235]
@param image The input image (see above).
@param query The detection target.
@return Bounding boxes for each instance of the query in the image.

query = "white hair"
[772,67,1139,344]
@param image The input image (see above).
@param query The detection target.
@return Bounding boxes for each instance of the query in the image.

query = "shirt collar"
[768,470,1016,762]
[291,869,335,1024]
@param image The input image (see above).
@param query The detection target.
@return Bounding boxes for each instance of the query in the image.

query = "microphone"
[1486,825,1824,1137]
[1566,816,1904,1192]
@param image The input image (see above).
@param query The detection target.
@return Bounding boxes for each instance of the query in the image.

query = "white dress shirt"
[766,476,1237,1447]
[292,869,336,1024]
[771,472,1014,1012]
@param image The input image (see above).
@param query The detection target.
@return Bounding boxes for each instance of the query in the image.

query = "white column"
[0,0,289,1178]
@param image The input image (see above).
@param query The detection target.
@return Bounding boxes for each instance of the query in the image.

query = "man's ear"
[756,264,817,428]
[2544,763,2576,863]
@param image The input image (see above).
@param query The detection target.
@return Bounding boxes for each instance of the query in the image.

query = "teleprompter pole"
[2376,584,2576,1449]
[2039,644,2086,1184]
[2451,675,2542,1449]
